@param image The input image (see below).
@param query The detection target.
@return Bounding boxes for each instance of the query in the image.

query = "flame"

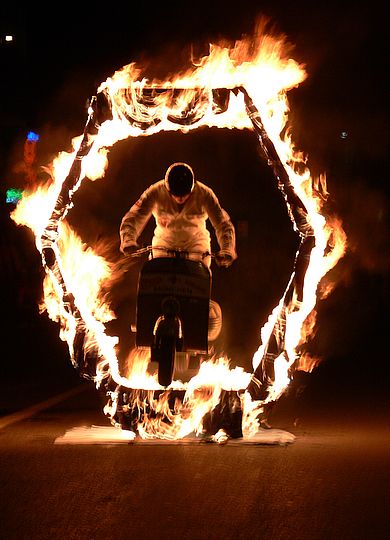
[104,356,251,440]
[11,20,347,439]
[295,353,321,373]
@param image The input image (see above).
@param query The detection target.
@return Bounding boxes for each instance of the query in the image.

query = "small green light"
[6,188,23,204]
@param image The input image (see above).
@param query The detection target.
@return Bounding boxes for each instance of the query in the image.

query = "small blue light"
[27,131,40,142]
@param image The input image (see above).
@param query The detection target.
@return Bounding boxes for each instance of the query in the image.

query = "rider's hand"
[123,245,139,257]
[215,252,233,268]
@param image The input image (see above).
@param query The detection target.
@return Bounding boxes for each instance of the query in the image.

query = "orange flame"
[11,20,347,439]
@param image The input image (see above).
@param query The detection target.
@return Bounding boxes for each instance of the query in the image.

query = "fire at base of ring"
[103,386,276,442]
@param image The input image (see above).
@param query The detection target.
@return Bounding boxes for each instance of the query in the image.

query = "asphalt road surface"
[1,378,389,540]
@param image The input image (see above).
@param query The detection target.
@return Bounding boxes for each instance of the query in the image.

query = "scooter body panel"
[135,257,211,353]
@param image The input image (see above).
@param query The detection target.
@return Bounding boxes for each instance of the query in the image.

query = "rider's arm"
[203,186,237,261]
[120,185,156,254]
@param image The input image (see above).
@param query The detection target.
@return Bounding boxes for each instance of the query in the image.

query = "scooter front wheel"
[156,335,176,387]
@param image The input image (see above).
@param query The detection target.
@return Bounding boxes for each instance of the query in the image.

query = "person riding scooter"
[120,162,237,265]
[120,162,237,342]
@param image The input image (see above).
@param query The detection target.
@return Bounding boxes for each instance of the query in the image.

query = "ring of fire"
[11,23,347,440]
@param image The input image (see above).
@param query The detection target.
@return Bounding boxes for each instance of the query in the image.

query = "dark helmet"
[165,162,194,196]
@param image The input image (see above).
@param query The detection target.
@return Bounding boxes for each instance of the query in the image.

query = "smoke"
[330,179,389,278]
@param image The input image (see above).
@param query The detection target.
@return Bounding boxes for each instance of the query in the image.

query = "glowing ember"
[11,20,347,440]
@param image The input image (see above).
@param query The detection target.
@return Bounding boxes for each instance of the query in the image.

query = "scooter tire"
[157,335,176,387]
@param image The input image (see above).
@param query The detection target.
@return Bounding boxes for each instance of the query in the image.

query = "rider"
[120,162,237,341]
[120,162,237,267]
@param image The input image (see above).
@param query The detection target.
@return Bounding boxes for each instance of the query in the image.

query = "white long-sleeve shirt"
[120,179,237,263]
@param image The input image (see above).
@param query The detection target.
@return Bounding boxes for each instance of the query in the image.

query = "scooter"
[129,246,217,387]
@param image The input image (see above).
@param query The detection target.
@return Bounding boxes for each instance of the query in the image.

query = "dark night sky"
[0,2,388,402]
[1,2,387,168]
